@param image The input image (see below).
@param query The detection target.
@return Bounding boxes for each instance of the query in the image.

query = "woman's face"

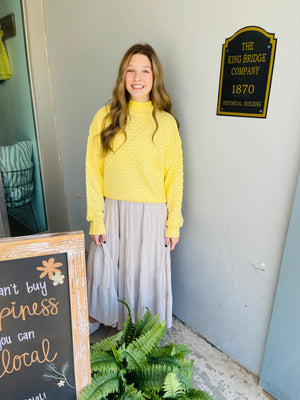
[125,53,153,102]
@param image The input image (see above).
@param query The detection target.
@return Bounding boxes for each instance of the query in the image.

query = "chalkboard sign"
[217,26,277,118]
[0,231,90,399]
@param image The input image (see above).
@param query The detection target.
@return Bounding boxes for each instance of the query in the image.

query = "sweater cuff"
[166,226,180,238]
[89,219,106,235]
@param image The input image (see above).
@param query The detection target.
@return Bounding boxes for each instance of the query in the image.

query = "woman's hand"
[91,234,106,246]
[165,237,179,251]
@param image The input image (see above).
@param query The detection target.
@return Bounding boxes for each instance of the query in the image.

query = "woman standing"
[86,43,183,334]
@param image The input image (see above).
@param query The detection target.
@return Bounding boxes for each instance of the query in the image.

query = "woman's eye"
[126,69,134,73]
[143,70,150,73]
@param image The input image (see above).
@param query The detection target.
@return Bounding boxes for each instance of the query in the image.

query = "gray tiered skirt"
[87,198,172,329]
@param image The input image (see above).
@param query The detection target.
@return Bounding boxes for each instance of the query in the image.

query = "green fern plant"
[80,303,214,400]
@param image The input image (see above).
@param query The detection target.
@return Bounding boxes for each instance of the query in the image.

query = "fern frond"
[135,308,160,338]
[163,372,185,398]
[134,308,152,337]
[120,301,136,345]
[185,389,214,400]
[91,330,123,352]
[79,371,119,400]
[146,392,162,400]
[151,343,174,358]
[109,341,122,365]
[179,359,194,370]
[119,299,132,318]
[148,313,159,329]
[118,383,144,400]
[127,321,166,356]
[129,364,173,392]
[147,356,181,368]
[178,359,194,381]
[120,348,148,371]
[151,343,191,361]
[119,368,127,386]
[90,351,119,373]
[172,362,193,391]
[171,344,191,360]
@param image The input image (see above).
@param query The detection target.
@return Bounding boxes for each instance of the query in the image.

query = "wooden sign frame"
[0,231,91,399]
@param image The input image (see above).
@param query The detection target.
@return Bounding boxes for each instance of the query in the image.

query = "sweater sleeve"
[164,118,184,238]
[85,107,106,235]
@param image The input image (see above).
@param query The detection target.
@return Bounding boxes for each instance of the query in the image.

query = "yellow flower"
[37,257,62,279]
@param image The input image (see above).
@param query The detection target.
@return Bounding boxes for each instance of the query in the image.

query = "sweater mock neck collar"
[128,100,153,113]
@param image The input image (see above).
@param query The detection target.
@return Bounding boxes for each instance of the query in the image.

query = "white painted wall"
[41,0,300,374]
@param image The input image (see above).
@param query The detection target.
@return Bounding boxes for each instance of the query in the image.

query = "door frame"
[0,173,10,237]
[21,0,68,233]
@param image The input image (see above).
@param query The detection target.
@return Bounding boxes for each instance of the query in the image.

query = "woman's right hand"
[91,234,106,246]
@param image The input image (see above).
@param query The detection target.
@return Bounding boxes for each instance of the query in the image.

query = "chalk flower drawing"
[36,258,63,280]
[43,362,75,389]
[52,272,65,286]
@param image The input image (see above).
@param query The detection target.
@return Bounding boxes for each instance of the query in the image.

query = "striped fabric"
[0,141,34,207]
[0,140,33,172]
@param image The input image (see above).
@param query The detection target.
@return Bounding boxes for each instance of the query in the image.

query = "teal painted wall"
[260,174,300,399]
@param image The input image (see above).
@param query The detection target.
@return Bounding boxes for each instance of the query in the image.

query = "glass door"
[0,0,47,237]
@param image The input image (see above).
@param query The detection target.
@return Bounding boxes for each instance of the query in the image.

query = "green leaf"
[147,356,181,368]
[150,342,190,361]
[163,372,185,398]
[90,351,119,373]
[172,362,193,391]
[120,300,136,345]
[146,392,162,400]
[127,321,166,356]
[134,308,152,337]
[130,364,173,392]
[120,348,148,371]
[91,330,123,352]
[171,344,191,360]
[109,341,123,365]
[150,343,174,358]
[149,343,190,366]
[185,389,214,400]
[118,384,144,400]
[79,371,119,400]
[135,308,160,338]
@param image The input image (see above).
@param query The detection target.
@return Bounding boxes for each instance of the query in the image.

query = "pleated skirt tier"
[87,198,172,329]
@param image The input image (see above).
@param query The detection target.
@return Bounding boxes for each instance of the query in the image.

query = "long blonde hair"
[100,43,178,155]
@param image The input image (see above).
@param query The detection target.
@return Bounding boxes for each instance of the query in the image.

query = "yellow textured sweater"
[86,100,183,237]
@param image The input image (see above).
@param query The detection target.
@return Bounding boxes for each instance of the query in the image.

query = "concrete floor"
[90,316,275,400]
